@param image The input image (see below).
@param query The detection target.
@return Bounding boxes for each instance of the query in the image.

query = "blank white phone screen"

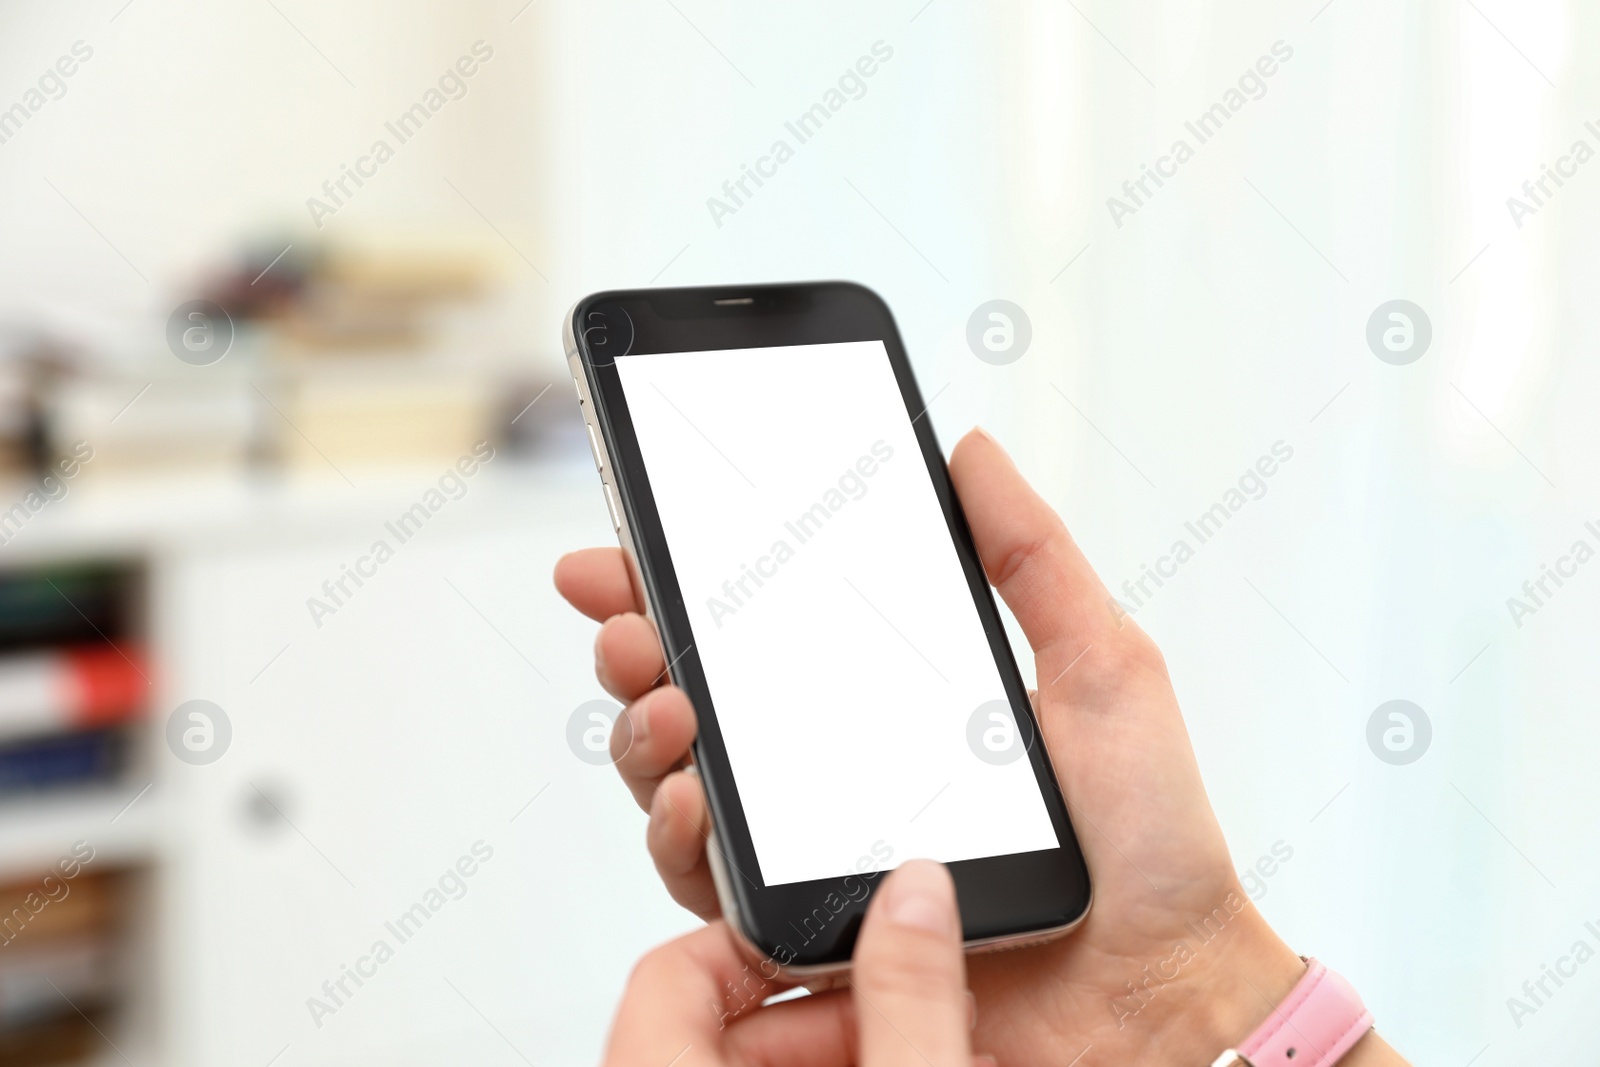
[616,341,1058,887]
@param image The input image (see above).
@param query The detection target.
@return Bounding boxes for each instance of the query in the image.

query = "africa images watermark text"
[307,441,495,627]
[307,841,495,1027]
[705,440,894,628]
[707,40,895,228]
[1107,40,1294,228]
[1112,440,1294,619]
[306,40,495,228]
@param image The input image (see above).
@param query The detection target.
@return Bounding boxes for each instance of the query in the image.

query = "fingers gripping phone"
[564,282,1091,976]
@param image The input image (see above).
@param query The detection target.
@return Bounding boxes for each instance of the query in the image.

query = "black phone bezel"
[570,281,1091,969]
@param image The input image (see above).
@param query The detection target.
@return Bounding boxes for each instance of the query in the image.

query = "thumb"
[851,860,973,1067]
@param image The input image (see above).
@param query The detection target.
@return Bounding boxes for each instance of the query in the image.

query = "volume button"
[586,422,604,472]
[602,481,622,530]
[569,358,592,406]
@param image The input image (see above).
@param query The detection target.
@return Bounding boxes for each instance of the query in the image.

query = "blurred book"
[0,363,40,482]
[0,648,146,744]
[0,939,115,1028]
[32,230,526,481]
[48,378,254,482]
[0,731,127,795]
[0,868,124,1065]
[0,1012,101,1066]
[0,570,132,655]
[272,244,491,354]
[264,363,495,469]
[0,873,115,948]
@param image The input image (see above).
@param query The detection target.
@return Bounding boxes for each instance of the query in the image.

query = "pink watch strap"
[1217,958,1373,1067]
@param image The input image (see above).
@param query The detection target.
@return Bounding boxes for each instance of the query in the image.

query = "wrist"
[1144,899,1306,1066]
[1142,902,1408,1067]
[1338,1030,1408,1067]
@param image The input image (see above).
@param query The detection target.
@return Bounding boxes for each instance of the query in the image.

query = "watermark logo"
[966,300,1031,365]
[1366,699,1430,765]
[166,700,231,765]
[966,699,1034,765]
[166,300,234,366]
[1365,300,1431,365]
[566,699,630,766]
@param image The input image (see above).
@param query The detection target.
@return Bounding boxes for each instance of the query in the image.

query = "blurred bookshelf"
[0,561,149,1066]
[0,229,602,1064]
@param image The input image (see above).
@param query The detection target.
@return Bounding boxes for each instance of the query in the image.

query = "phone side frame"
[564,308,776,966]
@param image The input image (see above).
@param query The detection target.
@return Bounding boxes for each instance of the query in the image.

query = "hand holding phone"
[558,429,1312,1066]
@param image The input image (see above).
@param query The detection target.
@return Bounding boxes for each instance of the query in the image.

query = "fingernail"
[968,426,1013,465]
[592,630,611,687]
[648,780,668,821]
[611,706,644,763]
[884,860,955,935]
[610,707,635,762]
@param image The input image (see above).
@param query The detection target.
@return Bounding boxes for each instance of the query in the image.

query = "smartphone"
[564,282,1091,976]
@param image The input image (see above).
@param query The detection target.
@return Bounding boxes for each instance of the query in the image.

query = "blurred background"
[0,0,1594,1063]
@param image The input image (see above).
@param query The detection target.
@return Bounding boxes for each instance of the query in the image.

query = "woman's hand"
[562,428,1404,1065]
[604,860,987,1067]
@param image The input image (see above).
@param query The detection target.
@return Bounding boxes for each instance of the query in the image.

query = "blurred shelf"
[0,451,598,563]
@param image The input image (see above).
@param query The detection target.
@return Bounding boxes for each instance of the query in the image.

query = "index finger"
[554,547,644,622]
[850,861,972,1067]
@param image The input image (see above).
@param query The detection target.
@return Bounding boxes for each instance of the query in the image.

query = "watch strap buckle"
[1211,1052,1255,1067]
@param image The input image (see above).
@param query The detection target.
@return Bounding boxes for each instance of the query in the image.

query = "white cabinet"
[85,466,695,1066]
